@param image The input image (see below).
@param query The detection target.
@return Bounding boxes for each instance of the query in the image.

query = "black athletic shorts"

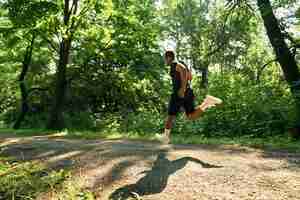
[168,88,196,116]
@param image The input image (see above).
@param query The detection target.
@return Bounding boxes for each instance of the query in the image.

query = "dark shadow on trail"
[109,152,222,200]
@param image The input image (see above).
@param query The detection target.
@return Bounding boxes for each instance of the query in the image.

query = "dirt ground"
[1,134,300,200]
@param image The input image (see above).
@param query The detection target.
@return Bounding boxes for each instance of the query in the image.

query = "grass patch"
[64,129,157,141]
[172,134,300,152]
[0,156,70,200]
[1,128,299,153]
[64,129,300,152]
[0,128,58,137]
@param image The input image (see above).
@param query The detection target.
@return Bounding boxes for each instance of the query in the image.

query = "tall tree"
[3,0,57,128]
[257,0,300,135]
[47,0,80,129]
[13,34,36,129]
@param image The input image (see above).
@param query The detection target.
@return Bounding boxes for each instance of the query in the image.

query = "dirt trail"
[1,135,300,200]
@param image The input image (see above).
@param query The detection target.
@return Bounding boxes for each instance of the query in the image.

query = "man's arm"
[176,63,188,98]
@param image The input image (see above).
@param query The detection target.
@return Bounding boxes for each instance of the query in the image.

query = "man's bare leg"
[187,95,223,120]
[162,115,176,144]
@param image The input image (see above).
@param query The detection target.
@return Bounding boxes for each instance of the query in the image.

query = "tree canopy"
[0,0,299,137]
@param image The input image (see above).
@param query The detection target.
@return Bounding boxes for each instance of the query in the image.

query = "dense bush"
[96,73,295,138]
[173,73,294,137]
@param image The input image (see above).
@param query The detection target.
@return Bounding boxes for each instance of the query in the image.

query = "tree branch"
[257,58,278,82]
[70,1,88,39]
[38,33,59,54]
[205,2,240,58]
[64,0,70,25]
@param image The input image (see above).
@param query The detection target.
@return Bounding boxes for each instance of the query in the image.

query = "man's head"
[164,50,175,65]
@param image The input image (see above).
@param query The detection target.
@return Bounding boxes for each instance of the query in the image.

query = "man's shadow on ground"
[109,151,222,200]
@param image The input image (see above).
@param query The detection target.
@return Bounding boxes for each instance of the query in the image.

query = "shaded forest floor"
[1,133,300,200]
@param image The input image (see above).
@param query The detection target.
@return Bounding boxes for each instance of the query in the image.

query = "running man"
[161,50,223,144]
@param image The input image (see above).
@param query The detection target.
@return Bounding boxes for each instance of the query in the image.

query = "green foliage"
[4,0,58,27]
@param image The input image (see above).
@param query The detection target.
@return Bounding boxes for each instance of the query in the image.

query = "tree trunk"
[198,59,209,89]
[257,0,300,137]
[47,0,74,130]
[201,67,208,89]
[47,38,71,130]
[13,34,35,129]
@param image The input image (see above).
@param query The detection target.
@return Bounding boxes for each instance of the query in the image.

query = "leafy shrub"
[174,73,295,137]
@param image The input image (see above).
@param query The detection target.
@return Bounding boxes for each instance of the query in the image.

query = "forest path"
[1,134,300,200]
